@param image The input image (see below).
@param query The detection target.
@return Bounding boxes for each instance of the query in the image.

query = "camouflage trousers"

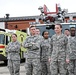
[8,59,20,75]
[41,61,51,75]
[25,58,41,75]
[50,60,66,75]
[68,60,76,75]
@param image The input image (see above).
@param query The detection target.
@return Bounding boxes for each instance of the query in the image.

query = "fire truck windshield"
[0,34,5,44]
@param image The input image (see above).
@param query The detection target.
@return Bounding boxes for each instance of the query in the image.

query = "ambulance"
[0,28,27,64]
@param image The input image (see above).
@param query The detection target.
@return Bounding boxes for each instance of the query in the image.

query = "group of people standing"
[64,27,76,75]
[6,23,76,75]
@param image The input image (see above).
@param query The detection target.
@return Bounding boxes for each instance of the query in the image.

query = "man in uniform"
[36,28,43,40]
[64,28,71,75]
[50,24,69,75]
[36,28,40,35]
[64,29,70,39]
[22,26,41,75]
[68,27,76,75]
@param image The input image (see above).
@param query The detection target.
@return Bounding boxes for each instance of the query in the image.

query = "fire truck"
[31,4,76,36]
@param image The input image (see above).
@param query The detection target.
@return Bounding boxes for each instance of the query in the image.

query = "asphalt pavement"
[0,61,25,75]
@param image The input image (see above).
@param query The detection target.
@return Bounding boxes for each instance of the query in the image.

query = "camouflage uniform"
[50,33,69,75]
[68,36,76,75]
[65,35,71,75]
[6,41,21,75]
[22,35,42,75]
[40,38,51,75]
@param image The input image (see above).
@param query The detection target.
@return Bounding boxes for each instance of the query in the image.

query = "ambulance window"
[22,30,27,33]
[19,30,27,33]
[6,36,11,45]
[21,37,23,42]
[0,34,5,44]
[20,34,24,42]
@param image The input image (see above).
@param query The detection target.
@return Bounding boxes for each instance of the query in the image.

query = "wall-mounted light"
[6,14,10,19]
[14,25,18,28]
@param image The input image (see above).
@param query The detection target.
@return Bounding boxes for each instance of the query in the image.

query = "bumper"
[0,54,7,61]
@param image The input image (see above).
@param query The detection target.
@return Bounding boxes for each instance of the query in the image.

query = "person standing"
[68,27,76,75]
[64,28,71,75]
[22,26,41,75]
[36,28,43,40]
[50,24,69,75]
[36,28,40,35]
[6,33,21,75]
[40,31,51,75]
[64,29,70,39]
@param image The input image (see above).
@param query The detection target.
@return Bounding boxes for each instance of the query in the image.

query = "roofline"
[0,13,76,22]
[0,15,42,22]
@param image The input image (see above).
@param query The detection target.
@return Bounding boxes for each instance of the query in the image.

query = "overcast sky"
[0,0,76,18]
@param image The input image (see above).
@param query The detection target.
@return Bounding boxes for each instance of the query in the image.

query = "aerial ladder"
[38,4,68,24]
[29,4,67,30]
[28,4,68,35]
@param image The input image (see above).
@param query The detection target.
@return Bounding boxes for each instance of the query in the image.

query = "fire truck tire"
[4,60,7,65]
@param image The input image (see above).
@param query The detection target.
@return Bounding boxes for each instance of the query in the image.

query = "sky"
[0,0,76,18]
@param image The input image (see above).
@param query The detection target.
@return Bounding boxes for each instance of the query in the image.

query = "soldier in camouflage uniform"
[36,28,43,40]
[36,28,40,35]
[22,26,41,75]
[64,29,71,39]
[64,29,71,75]
[40,31,51,75]
[68,27,76,75]
[6,34,21,75]
[50,24,69,75]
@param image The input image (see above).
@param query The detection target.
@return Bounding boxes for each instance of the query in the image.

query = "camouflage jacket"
[40,38,51,61]
[6,41,21,60]
[22,35,42,59]
[51,33,69,61]
[68,36,76,59]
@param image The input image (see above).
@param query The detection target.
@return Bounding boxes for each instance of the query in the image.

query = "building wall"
[6,19,43,30]
[6,17,76,30]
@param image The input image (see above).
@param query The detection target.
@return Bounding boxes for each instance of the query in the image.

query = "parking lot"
[0,61,25,75]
